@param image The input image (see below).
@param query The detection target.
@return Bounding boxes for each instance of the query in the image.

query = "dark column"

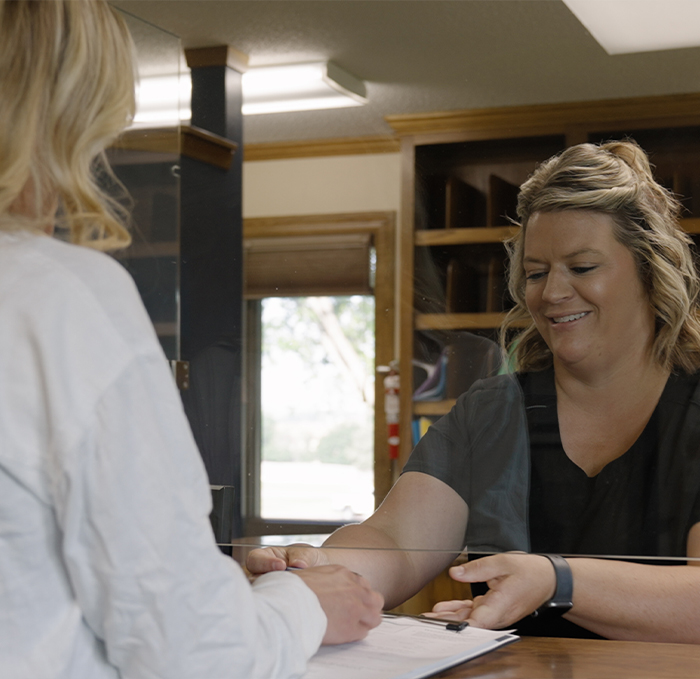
[180,46,248,539]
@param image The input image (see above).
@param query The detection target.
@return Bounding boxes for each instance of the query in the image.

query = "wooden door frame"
[242,211,396,535]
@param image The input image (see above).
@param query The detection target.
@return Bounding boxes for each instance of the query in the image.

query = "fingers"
[448,556,509,585]
[246,544,326,574]
[286,544,330,569]
[354,584,385,637]
[432,599,473,615]
[466,591,512,629]
[246,547,290,574]
[326,567,384,643]
[294,565,384,645]
[421,599,473,622]
[285,543,333,569]
[446,554,558,630]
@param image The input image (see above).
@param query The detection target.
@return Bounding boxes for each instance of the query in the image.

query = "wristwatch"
[532,554,573,616]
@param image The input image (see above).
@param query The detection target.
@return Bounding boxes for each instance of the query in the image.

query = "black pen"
[382,612,469,632]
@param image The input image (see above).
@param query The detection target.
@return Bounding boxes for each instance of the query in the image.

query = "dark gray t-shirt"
[404,368,700,637]
[404,368,700,558]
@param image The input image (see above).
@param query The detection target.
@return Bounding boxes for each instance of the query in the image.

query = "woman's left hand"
[446,552,558,629]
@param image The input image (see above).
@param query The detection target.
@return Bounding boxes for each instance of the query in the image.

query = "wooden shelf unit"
[682,218,700,234]
[414,226,519,246]
[413,400,457,417]
[390,94,700,463]
[415,312,508,331]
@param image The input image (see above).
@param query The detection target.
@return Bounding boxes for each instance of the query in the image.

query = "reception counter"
[436,636,700,678]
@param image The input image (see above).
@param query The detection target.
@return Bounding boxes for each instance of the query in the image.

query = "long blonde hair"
[501,140,700,373]
[0,0,136,249]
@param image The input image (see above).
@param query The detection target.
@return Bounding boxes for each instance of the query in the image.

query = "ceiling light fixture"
[563,0,700,55]
[132,74,191,128]
[241,61,367,115]
[130,60,367,127]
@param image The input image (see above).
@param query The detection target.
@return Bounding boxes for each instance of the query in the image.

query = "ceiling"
[112,0,700,145]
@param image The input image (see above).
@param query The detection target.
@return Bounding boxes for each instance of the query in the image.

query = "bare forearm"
[247,474,468,611]
[566,558,700,643]
[316,474,468,608]
[322,523,442,608]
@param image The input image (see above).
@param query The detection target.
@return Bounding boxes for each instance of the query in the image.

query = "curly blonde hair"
[501,140,700,373]
[0,0,136,250]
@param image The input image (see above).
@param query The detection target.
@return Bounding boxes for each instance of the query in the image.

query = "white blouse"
[0,231,325,679]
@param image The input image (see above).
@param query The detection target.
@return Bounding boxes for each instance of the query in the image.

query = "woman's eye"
[571,266,596,275]
[525,271,546,281]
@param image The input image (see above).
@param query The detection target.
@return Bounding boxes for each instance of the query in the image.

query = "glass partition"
[228,330,700,640]
[107,10,182,361]
[106,10,700,577]
[228,536,700,640]
[233,335,700,559]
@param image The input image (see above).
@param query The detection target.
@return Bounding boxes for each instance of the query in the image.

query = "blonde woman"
[0,2,382,678]
[249,140,700,643]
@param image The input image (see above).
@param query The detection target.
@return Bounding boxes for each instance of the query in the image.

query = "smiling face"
[523,210,656,376]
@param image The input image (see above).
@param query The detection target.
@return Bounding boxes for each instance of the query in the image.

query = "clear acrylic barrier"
[227,538,700,640]
[107,10,182,361]
[229,330,700,549]
[226,337,700,638]
[102,14,700,641]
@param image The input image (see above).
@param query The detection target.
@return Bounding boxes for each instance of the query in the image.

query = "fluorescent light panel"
[242,61,367,115]
[131,60,367,126]
[132,74,191,128]
[563,0,700,55]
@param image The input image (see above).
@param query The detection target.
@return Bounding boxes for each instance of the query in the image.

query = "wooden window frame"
[242,212,396,536]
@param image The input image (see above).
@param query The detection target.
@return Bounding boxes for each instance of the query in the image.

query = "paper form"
[303,616,518,679]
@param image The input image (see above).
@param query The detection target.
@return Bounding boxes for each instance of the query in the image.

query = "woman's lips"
[549,311,589,324]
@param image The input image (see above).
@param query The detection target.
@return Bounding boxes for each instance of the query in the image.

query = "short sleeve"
[403,374,531,553]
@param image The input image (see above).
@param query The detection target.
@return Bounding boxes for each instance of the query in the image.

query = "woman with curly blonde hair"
[0,0,135,248]
[248,140,700,644]
[502,140,700,374]
[0,3,382,678]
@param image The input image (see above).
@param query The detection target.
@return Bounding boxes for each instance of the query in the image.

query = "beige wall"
[242,153,401,218]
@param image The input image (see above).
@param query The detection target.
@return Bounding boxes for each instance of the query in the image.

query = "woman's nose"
[541,271,572,303]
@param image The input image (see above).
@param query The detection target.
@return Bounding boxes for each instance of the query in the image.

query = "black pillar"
[180,46,248,539]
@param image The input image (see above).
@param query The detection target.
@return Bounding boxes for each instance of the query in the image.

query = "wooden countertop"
[435,636,700,678]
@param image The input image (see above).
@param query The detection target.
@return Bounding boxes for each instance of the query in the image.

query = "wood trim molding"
[113,127,180,156]
[244,211,397,238]
[113,125,237,170]
[184,45,249,72]
[181,125,237,170]
[414,226,519,246]
[385,92,700,138]
[245,135,400,161]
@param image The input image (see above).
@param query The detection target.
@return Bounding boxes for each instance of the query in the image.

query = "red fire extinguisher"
[380,361,400,460]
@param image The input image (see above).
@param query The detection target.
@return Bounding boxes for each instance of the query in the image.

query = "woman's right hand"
[425,598,474,622]
[246,543,330,573]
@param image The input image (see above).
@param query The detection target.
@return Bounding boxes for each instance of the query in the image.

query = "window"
[243,213,395,535]
[260,296,375,522]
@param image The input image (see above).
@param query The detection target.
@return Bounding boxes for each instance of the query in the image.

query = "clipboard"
[302,614,518,679]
